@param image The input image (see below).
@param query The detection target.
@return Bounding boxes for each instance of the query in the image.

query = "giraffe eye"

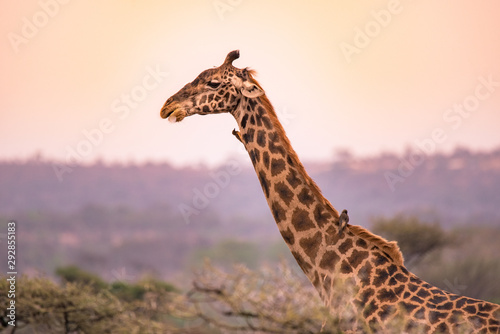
[206,81,221,89]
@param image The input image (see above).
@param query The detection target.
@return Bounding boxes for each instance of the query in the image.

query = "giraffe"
[160,50,500,333]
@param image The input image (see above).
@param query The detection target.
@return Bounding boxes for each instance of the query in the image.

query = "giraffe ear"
[241,80,264,98]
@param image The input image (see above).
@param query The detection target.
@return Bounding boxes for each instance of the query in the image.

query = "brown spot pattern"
[262,151,270,169]
[286,169,301,189]
[280,227,295,245]
[313,204,331,228]
[256,130,266,147]
[274,182,294,206]
[243,128,255,143]
[300,232,322,263]
[338,239,353,254]
[271,200,286,223]
[348,249,369,269]
[270,158,286,176]
[258,171,269,198]
[291,208,316,231]
[297,187,315,207]
[319,250,340,270]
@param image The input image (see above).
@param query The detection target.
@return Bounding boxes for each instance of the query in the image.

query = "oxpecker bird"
[338,209,349,235]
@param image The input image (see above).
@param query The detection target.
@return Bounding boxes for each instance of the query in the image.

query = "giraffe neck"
[230,94,500,333]
[232,95,342,285]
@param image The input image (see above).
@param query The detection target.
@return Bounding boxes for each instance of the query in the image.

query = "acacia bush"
[371,214,450,268]
[0,264,346,334]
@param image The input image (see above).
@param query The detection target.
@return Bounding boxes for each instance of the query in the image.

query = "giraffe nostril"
[164,98,176,108]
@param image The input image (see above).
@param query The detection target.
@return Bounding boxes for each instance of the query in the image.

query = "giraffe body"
[160,50,500,333]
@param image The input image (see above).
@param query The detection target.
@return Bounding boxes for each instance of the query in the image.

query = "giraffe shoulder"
[348,225,405,266]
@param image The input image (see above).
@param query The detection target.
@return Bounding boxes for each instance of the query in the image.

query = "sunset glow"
[1,1,500,167]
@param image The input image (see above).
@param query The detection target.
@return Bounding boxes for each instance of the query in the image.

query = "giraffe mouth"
[160,103,186,123]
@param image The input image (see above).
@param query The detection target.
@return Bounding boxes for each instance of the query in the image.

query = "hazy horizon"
[2,144,499,170]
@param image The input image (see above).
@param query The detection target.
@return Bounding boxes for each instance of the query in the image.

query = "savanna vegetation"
[1,215,499,333]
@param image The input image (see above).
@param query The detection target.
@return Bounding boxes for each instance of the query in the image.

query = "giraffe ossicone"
[160,50,500,333]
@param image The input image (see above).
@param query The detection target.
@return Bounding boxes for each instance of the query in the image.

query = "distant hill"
[2,147,500,282]
[2,147,500,226]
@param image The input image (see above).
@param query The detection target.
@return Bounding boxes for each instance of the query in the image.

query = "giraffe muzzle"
[160,101,187,123]
[160,98,174,119]
[160,106,174,119]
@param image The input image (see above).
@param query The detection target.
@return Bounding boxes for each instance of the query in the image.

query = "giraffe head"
[160,50,264,122]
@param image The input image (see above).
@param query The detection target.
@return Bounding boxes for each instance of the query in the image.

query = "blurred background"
[2,0,500,166]
[1,1,500,331]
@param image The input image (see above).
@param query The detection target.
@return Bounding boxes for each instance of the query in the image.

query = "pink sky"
[1,1,500,167]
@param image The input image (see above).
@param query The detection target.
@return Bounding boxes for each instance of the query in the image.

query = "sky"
[1,0,500,168]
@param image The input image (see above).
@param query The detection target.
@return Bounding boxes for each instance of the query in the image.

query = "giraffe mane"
[348,225,405,266]
[247,70,340,220]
